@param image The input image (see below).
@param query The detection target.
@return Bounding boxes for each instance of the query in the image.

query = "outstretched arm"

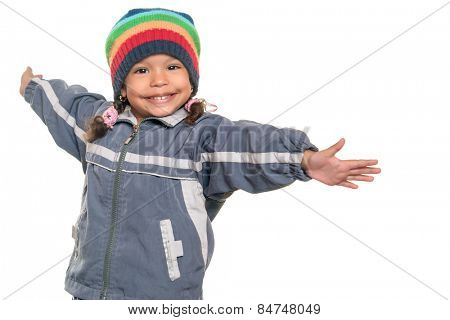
[20,66,109,173]
[301,138,381,189]
[194,115,320,197]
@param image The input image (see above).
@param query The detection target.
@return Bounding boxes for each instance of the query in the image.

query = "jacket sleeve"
[23,77,109,172]
[196,115,320,197]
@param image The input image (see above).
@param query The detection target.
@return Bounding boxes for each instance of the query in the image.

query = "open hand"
[301,138,381,189]
[19,66,43,97]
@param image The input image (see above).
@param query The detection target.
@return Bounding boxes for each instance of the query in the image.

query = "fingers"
[344,159,378,168]
[338,180,358,189]
[349,167,381,175]
[24,66,40,78]
[339,171,379,189]
[347,175,374,182]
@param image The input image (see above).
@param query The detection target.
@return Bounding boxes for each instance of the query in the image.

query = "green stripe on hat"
[105,12,201,63]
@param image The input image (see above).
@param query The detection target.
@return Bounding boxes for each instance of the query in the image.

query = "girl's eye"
[135,68,147,74]
[134,65,181,73]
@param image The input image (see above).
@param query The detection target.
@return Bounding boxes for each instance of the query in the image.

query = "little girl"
[19,8,380,300]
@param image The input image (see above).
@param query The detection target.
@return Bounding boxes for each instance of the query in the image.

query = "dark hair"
[83,94,205,143]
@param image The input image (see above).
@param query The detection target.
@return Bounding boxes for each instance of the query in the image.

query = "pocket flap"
[168,240,183,259]
[160,219,183,281]
[72,225,78,241]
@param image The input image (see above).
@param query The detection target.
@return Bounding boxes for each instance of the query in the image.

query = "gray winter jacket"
[23,77,319,300]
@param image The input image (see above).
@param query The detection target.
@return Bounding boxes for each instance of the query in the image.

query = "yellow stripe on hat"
[108,20,199,67]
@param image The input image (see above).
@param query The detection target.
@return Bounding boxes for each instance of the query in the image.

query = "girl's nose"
[150,70,168,87]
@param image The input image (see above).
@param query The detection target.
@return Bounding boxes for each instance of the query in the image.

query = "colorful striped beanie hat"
[105,8,201,99]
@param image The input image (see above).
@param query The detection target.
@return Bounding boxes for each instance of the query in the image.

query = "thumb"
[24,66,34,77]
[325,138,345,157]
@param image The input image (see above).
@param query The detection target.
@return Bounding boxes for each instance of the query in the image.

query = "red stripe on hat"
[110,28,199,83]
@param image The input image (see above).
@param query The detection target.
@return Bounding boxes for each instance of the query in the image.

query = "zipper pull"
[124,124,139,145]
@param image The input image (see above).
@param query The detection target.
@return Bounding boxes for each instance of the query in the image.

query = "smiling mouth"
[146,93,177,101]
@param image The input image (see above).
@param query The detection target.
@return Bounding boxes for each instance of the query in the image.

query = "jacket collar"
[117,105,189,127]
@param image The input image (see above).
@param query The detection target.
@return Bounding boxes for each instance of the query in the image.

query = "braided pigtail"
[184,100,205,126]
[83,95,127,143]
[184,97,218,126]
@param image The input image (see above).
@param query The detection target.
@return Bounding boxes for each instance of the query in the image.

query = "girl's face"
[120,54,192,122]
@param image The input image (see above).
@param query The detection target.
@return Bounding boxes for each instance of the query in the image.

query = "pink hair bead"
[184,98,218,113]
[102,105,119,129]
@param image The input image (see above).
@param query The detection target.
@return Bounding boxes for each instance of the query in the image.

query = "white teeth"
[149,95,172,100]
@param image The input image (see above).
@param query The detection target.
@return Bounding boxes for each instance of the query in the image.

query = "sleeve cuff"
[290,157,314,181]
[298,141,319,181]
[289,131,320,181]
[23,78,41,104]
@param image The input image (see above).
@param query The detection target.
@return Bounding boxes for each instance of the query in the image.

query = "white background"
[1,0,449,319]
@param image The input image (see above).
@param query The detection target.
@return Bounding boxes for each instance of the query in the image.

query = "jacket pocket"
[159,219,184,281]
[70,172,89,260]
[72,207,87,259]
